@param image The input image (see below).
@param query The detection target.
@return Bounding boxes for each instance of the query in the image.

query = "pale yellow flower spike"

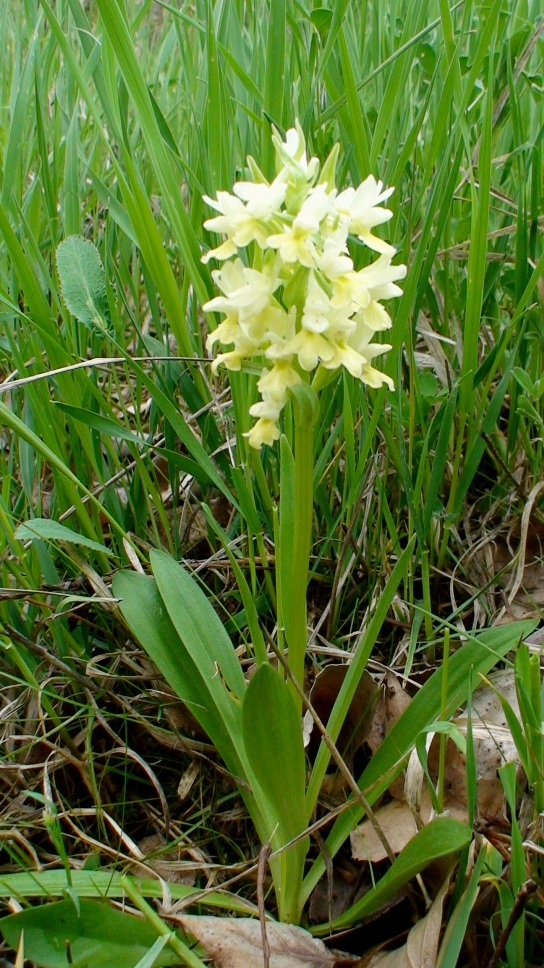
[203,124,406,447]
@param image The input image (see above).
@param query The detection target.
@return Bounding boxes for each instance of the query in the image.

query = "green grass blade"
[313,817,471,933]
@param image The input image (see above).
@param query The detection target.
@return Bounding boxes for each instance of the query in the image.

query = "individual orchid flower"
[267,186,335,267]
[202,174,288,262]
[244,417,282,449]
[282,328,337,372]
[334,175,396,254]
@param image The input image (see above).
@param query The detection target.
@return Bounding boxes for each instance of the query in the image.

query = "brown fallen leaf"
[175,914,358,968]
[364,874,451,967]
[453,667,521,816]
[489,512,544,623]
[351,800,418,864]
[132,833,197,886]
[308,860,361,924]
[351,789,468,866]
[307,666,378,763]
[365,671,411,756]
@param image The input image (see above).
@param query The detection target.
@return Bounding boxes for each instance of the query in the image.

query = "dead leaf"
[471,668,519,723]
[491,517,544,623]
[365,672,411,756]
[308,666,378,763]
[351,801,418,864]
[177,760,200,802]
[364,874,451,966]
[420,669,521,822]
[351,789,468,866]
[454,667,521,816]
[133,833,196,886]
[308,861,361,924]
[175,915,357,967]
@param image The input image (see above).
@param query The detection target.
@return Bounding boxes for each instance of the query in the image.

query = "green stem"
[422,550,433,658]
[278,387,316,715]
[289,417,314,698]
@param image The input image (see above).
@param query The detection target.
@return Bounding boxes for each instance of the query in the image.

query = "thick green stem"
[288,418,314,704]
[278,387,317,716]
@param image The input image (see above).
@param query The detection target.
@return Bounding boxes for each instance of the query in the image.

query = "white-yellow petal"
[244,418,281,449]
[257,361,301,404]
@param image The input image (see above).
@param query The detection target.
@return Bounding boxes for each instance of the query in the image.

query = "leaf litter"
[173,915,358,968]
[351,668,523,864]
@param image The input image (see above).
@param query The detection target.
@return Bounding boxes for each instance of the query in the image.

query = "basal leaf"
[242,663,309,924]
[0,899,180,968]
[0,870,257,915]
[150,550,246,701]
[243,664,307,844]
[113,566,275,856]
[113,570,244,771]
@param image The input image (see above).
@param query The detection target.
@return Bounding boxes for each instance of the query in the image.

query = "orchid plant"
[115,127,480,926]
[202,124,406,712]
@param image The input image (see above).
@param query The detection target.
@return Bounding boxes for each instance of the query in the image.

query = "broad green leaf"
[113,570,244,772]
[0,871,256,915]
[15,518,114,556]
[201,504,267,665]
[56,236,113,337]
[313,818,471,934]
[150,550,246,701]
[0,899,180,968]
[242,664,309,922]
[113,565,278,873]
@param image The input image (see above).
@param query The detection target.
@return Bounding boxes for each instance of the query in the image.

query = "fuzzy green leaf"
[56,236,113,337]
